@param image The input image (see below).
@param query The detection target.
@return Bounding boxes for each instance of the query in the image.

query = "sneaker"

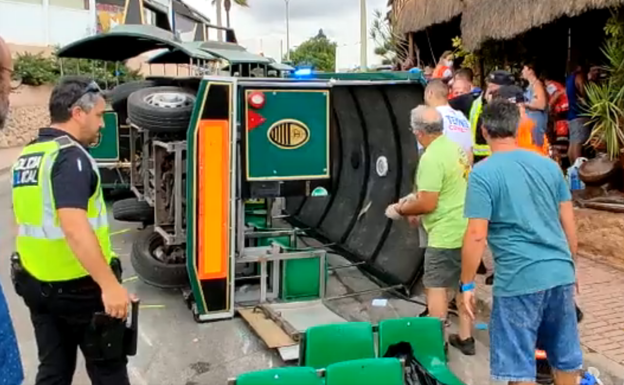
[448,334,476,356]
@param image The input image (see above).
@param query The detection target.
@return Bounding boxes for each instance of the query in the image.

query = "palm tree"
[212,0,249,30]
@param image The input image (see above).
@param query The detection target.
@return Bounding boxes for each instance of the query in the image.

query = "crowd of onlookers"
[387,51,588,384]
[404,50,604,169]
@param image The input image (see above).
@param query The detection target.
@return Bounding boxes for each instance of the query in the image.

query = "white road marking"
[139,329,154,347]
[129,366,149,385]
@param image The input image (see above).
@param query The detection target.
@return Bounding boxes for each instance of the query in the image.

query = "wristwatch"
[459,281,476,293]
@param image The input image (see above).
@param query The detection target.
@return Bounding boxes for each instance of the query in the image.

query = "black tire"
[127,86,196,133]
[109,81,157,125]
[109,80,157,107]
[131,227,188,289]
[112,198,153,223]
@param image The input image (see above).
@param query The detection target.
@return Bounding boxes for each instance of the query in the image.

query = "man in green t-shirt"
[386,105,475,355]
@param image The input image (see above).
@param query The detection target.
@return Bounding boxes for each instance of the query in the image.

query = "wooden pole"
[408,33,414,63]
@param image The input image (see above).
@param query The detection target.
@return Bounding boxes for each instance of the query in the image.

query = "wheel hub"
[145,92,194,109]
[153,245,185,264]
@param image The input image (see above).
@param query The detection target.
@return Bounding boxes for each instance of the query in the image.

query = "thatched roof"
[462,0,624,51]
[394,0,463,34]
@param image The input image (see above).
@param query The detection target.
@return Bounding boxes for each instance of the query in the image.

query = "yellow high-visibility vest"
[11,135,113,282]
[469,95,491,156]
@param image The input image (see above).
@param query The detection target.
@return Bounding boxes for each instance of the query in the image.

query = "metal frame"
[129,124,145,199]
[141,127,154,206]
[235,244,327,305]
[153,140,186,245]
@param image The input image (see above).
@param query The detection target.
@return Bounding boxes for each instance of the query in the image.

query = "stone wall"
[0,85,52,148]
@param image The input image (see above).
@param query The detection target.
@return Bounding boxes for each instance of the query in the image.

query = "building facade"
[0,0,202,50]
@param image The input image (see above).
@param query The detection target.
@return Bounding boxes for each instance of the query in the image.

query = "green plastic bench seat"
[235,367,322,385]
[378,317,464,385]
[302,322,376,369]
[325,358,404,385]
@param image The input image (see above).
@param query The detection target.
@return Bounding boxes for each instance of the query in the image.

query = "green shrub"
[13,49,143,88]
[13,52,60,86]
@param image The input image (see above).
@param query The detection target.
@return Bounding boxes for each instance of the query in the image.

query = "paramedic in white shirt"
[421,79,474,165]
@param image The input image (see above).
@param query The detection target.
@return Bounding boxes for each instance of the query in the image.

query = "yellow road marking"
[110,228,132,236]
[139,304,166,310]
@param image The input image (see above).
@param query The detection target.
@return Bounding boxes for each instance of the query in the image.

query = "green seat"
[236,367,322,385]
[303,322,375,369]
[325,358,404,385]
[378,317,464,385]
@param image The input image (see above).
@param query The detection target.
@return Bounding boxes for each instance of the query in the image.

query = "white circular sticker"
[311,187,328,196]
[376,156,388,177]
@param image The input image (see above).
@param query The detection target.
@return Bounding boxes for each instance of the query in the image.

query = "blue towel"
[0,280,23,385]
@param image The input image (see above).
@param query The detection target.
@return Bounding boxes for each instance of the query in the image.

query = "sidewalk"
[476,251,624,382]
[0,146,22,173]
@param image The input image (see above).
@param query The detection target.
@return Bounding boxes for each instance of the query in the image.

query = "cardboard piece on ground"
[238,308,296,349]
[278,345,300,362]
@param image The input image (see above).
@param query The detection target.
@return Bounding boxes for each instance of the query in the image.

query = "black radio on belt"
[83,300,140,361]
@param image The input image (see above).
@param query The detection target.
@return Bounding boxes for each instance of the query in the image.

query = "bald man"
[0,35,24,385]
[424,79,474,165]
[386,105,475,355]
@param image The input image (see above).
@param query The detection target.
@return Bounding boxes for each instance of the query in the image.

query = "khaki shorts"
[423,247,461,289]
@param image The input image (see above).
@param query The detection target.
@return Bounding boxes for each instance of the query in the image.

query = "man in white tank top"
[422,79,474,165]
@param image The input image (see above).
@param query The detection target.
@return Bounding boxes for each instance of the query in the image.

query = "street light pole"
[360,0,367,70]
[216,0,223,41]
[285,0,290,61]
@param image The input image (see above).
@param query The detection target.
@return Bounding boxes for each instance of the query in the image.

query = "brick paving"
[576,257,624,365]
[476,253,624,366]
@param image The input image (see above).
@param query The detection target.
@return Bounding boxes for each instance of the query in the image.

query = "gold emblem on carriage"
[267,119,310,149]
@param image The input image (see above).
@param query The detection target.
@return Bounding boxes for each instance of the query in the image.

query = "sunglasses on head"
[69,81,103,109]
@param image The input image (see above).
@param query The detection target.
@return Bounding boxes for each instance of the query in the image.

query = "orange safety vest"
[518,117,549,156]
[432,65,451,79]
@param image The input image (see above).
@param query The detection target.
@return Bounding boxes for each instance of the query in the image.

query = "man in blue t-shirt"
[459,100,582,384]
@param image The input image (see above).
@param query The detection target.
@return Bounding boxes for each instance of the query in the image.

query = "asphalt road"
[0,171,493,385]
[0,172,277,385]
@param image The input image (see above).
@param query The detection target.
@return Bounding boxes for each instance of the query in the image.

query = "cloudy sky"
[182,0,389,70]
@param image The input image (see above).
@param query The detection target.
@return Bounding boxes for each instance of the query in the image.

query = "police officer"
[11,76,134,385]
[449,69,515,163]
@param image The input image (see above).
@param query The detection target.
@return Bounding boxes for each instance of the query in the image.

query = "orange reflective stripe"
[197,119,231,280]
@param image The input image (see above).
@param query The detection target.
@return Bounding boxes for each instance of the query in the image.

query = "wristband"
[460,282,476,292]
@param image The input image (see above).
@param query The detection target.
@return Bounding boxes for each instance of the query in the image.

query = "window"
[49,0,89,10]
[7,0,43,5]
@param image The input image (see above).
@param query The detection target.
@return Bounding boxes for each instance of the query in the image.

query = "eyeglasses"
[69,80,103,109]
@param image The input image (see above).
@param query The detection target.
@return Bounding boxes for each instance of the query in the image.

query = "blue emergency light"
[293,66,314,78]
